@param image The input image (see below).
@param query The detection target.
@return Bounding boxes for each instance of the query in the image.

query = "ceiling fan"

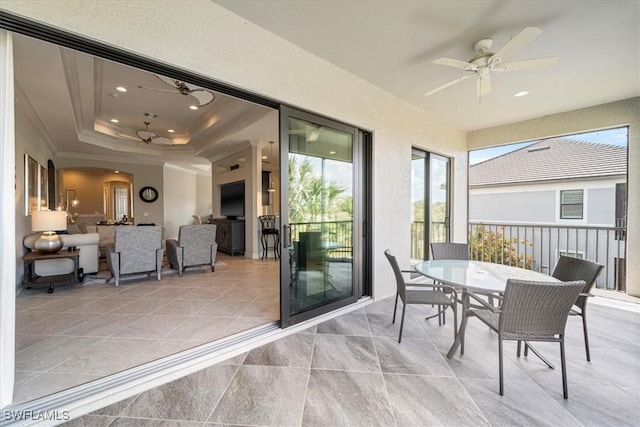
[136,119,174,146]
[138,74,216,108]
[424,27,558,98]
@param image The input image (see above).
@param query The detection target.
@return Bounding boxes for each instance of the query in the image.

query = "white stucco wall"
[468,97,640,296]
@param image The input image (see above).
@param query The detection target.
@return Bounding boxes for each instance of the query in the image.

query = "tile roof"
[469,138,627,187]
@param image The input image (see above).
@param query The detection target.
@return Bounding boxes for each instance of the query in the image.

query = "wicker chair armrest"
[465,290,502,312]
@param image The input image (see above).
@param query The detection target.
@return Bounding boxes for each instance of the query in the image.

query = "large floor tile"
[244,333,315,368]
[110,314,191,339]
[312,334,380,372]
[208,365,308,426]
[384,373,490,426]
[316,309,370,336]
[302,369,395,426]
[374,336,455,376]
[120,364,239,422]
[460,377,583,426]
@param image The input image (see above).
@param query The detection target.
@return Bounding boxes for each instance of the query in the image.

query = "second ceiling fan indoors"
[424,27,558,100]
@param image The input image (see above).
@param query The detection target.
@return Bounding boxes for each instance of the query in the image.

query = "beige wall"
[468,97,640,296]
[58,169,132,218]
[53,158,165,227]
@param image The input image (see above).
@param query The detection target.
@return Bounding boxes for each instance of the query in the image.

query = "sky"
[469,127,628,165]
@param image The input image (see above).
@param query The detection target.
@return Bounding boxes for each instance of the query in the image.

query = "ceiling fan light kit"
[424,27,558,100]
[136,119,174,146]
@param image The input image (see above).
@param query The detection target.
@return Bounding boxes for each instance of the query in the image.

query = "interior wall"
[195,174,212,220]
[211,144,261,258]
[467,97,640,296]
[163,165,197,240]
[59,169,132,218]
[52,158,165,227]
[14,90,55,286]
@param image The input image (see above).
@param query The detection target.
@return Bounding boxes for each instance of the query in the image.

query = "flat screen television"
[220,181,245,219]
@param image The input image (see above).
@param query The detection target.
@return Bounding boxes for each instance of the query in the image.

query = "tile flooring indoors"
[14,253,280,405]
[58,288,639,426]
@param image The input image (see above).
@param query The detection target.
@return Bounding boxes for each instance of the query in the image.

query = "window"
[560,189,583,219]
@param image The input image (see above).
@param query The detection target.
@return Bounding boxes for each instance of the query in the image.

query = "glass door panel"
[411,149,451,261]
[411,151,426,262]
[430,154,450,244]
[280,107,357,326]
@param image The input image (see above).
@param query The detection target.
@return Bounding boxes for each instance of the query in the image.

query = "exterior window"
[560,190,583,219]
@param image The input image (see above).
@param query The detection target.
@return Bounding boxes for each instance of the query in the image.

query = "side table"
[22,249,81,293]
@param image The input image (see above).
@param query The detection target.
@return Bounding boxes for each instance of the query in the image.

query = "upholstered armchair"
[106,226,164,286]
[166,224,218,276]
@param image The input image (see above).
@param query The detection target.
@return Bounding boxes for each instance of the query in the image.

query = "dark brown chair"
[551,256,604,361]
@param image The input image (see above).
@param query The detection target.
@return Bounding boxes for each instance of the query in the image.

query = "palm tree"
[288,156,346,223]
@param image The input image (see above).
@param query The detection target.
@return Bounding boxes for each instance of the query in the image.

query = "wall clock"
[139,186,158,203]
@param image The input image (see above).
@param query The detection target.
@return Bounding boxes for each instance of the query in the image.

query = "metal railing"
[290,220,353,260]
[468,222,627,290]
[410,221,446,260]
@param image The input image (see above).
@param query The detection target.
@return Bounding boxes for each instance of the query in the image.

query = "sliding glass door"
[280,106,364,327]
[411,148,451,262]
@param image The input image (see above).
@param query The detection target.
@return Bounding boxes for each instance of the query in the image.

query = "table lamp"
[31,210,67,253]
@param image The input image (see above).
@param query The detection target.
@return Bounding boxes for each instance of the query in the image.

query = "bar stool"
[258,215,280,259]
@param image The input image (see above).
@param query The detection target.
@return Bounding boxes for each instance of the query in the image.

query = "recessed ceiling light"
[114,170,120,174]
[189,105,198,110]
[167,129,175,133]
[110,119,119,123]
[514,91,530,97]
[262,155,268,159]
[329,151,336,155]
[116,86,127,92]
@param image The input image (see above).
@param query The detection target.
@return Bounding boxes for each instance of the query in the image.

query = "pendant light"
[268,141,276,192]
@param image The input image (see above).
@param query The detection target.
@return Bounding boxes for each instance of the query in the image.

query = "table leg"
[447,291,469,358]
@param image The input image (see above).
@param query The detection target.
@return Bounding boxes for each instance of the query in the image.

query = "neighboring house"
[469,138,627,285]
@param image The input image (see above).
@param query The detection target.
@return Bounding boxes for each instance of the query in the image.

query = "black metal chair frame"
[258,215,280,259]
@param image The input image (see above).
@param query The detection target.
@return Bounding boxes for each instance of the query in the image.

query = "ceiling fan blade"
[477,75,491,97]
[155,74,183,89]
[189,89,215,107]
[424,75,473,96]
[495,56,558,73]
[137,85,180,94]
[433,57,475,70]
[150,136,174,146]
[492,27,542,61]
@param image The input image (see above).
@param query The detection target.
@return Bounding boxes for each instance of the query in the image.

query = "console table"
[22,249,81,293]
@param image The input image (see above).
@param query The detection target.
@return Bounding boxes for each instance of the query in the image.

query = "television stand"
[210,218,245,255]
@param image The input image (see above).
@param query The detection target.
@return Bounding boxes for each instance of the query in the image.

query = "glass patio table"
[413,259,559,359]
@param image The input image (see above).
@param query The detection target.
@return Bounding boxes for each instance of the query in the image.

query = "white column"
[0,29,16,408]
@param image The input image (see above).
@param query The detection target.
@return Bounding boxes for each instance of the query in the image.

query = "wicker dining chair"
[454,279,585,399]
[430,242,470,324]
[385,249,457,343]
[430,242,469,260]
[551,256,604,361]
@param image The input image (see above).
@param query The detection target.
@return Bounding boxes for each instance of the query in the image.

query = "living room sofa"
[23,232,100,277]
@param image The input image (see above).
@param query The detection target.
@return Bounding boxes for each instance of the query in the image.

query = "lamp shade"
[31,210,68,232]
